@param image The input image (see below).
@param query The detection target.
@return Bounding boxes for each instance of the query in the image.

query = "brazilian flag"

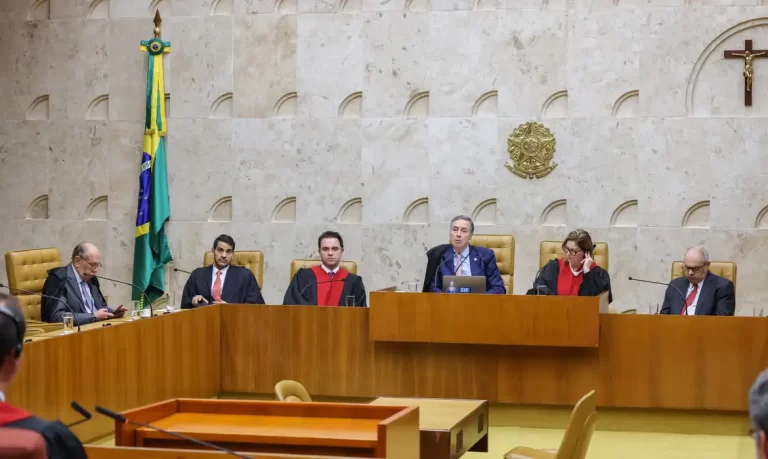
[132,34,172,306]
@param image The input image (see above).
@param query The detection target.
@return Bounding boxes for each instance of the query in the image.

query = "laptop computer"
[442,276,486,293]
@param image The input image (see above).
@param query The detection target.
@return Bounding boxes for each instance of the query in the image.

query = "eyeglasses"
[563,248,583,256]
[78,258,102,270]
[683,264,707,273]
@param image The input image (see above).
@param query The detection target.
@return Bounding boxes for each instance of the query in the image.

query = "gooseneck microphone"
[0,283,81,332]
[297,279,346,302]
[173,267,192,275]
[95,406,252,459]
[92,275,154,317]
[65,401,92,428]
[628,276,689,315]
[431,248,468,293]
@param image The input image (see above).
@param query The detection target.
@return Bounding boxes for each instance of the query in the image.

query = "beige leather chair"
[469,234,515,294]
[671,261,736,286]
[4,248,61,321]
[504,390,597,459]
[275,380,312,402]
[540,241,609,272]
[290,259,357,281]
[203,251,264,287]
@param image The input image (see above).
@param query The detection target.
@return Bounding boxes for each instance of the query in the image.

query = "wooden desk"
[116,398,420,458]
[370,398,488,459]
[369,292,608,347]
[86,445,370,458]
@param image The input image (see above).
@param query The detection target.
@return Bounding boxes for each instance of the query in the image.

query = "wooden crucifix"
[724,40,768,106]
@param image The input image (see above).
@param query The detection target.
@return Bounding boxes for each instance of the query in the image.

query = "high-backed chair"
[540,241,609,272]
[671,261,736,286]
[203,251,264,287]
[4,248,62,321]
[275,380,312,402]
[289,259,357,281]
[0,428,47,459]
[470,234,515,294]
[504,390,597,459]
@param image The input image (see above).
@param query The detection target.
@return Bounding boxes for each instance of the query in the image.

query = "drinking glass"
[62,312,74,334]
[407,282,419,293]
[345,296,355,307]
[165,293,175,313]
[131,300,141,320]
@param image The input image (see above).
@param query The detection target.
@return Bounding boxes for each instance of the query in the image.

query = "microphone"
[65,401,92,428]
[0,283,81,332]
[431,248,468,293]
[297,279,346,302]
[628,276,689,315]
[92,275,153,317]
[173,267,192,275]
[95,406,252,459]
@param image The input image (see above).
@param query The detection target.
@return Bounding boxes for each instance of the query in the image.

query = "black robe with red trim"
[0,401,87,459]
[282,267,367,307]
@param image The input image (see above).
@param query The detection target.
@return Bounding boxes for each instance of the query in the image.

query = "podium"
[114,398,420,458]
[369,291,609,348]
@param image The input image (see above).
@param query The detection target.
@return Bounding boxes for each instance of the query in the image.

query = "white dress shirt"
[454,246,471,276]
[321,264,340,275]
[71,265,95,313]
[0,390,5,402]
[211,265,229,295]
[685,277,705,315]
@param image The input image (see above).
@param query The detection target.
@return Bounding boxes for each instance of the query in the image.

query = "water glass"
[648,304,660,315]
[345,295,355,307]
[165,293,175,312]
[62,312,74,334]
[131,300,141,320]
[407,282,419,293]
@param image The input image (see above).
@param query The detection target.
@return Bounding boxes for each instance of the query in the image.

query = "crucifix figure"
[724,40,768,106]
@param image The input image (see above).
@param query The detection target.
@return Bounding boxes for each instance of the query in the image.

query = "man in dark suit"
[0,294,87,458]
[41,242,127,324]
[660,245,735,316]
[181,234,265,308]
[749,368,768,458]
[426,215,505,294]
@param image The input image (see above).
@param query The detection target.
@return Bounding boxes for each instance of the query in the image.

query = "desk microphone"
[628,276,688,315]
[94,406,252,459]
[0,283,81,332]
[431,249,467,293]
[92,275,153,317]
[297,279,346,302]
[65,401,92,428]
[173,267,192,275]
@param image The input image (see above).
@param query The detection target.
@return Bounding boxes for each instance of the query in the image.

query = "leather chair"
[504,390,597,459]
[0,428,47,459]
[290,259,357,281]
[275,380,312,402]
[671,261,736,287]
[540,241,609,272]
[203,251,264,287]
[4,248,62,321]
[469,234,515,294]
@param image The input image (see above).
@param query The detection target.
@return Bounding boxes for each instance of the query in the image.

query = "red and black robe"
[283,266,367,307]
[0,401,87,458]
[526,257,613,302]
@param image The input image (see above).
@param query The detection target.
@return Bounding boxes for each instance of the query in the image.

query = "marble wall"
[1,0,768,314]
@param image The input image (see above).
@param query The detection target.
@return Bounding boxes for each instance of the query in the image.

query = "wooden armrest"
[504,446,557,459]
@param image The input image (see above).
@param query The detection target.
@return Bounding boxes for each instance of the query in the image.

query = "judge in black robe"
[282,230,367,307]
[0,294,86,459]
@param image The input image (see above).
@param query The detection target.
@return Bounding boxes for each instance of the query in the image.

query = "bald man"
[660,246,735,316]
[41,242,126,324]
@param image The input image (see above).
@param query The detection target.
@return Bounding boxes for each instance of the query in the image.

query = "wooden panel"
[8,307,221,442]
[221,305,768,411]
[369,292,602,347]
[86,445,369,459]
[378,405,420,459]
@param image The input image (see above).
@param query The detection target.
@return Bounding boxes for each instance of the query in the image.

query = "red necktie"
[681,283,698,315]
[213,271,222,302]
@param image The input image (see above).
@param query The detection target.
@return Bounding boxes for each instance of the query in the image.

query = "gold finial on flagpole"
[153,10,162,38]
